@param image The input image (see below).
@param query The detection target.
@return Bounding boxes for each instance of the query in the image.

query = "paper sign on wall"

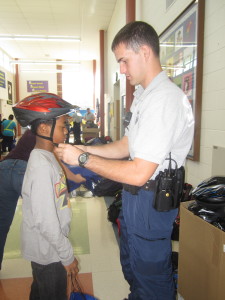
[27,80,49,93]
[0,70,6,88]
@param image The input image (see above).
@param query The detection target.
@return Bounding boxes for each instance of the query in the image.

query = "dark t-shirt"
[4,129,36,162]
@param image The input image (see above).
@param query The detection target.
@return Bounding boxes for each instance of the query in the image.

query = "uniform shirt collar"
[133,71,167,99]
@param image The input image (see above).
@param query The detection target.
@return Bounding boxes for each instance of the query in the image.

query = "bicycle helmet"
[191,176,225,209]
[188,201,225,230]
[194,176,225,189]
[13,92,77,143]
[13,93,77,127]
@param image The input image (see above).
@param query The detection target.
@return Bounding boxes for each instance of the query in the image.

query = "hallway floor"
[0,192,130,300]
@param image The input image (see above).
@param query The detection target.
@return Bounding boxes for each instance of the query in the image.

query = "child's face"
[53,115,68,144]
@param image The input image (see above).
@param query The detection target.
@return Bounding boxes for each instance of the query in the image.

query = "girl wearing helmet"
[13,93,83,300]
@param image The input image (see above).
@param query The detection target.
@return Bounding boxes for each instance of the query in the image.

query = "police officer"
[54,21,194,300]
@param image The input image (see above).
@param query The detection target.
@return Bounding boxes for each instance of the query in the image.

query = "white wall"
[105,0,126,139]
[136,0,193,35]
[62,61,94,108]
[18,65,58,100]
[18,61,95,109]
[106,0,225,187]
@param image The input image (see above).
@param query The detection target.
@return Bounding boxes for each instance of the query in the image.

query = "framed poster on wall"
[159,0,205,161]
[8,81,12,102]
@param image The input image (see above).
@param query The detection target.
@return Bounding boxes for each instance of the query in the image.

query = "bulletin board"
[159,0,205,161]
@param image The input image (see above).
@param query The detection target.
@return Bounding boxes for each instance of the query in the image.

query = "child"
[13,93,83,300]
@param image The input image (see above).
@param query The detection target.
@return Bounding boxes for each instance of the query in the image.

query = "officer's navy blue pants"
[120,189,177,300]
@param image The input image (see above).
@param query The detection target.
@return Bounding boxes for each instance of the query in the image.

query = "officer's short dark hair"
[111,21,160,57]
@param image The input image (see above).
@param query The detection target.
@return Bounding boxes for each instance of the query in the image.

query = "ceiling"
[0,0,117,62]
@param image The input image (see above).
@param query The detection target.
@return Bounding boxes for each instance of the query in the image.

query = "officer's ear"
[140,45,152,61]
[140,45,155,61]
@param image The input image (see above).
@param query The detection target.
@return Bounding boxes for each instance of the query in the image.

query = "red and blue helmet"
[13,92,77,127]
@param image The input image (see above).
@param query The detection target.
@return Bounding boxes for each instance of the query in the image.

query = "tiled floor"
[0,192,130,300]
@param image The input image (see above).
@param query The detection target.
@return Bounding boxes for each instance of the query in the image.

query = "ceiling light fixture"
[10,60,80,65]
[0,34,81,42]
[161,65,185,70]
[160,43,196,48]
[20,69,79,73]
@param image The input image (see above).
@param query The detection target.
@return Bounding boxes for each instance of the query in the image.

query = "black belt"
[123,180,156,195]
[142,179,156,191]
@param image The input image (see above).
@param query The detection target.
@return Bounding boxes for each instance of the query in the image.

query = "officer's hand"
[54,144,82,166]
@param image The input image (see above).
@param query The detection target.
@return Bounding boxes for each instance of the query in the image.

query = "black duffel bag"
[93,178,123,197]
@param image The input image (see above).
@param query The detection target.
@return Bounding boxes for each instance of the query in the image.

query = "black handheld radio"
[152,153,185,212]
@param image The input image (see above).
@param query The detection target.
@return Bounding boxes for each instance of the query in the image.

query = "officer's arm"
[83,154,158,186]
[55,137,157,186]
[78,135,129,160]
[55,142,156,186]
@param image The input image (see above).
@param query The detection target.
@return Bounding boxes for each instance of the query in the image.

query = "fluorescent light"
[21,69,79,73]
[160,43,197,48]
[0,34,80,42]
[10,60,80,65]
[162,65,185,70]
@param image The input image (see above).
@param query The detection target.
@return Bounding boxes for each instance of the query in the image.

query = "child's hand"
[66,258,79,299]
[64,258,79,277]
